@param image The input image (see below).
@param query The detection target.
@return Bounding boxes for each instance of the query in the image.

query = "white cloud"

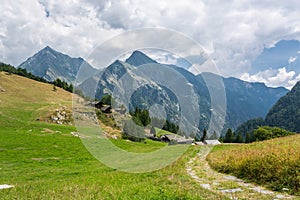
[288,56,297,64]
[147,51,178,65]
[188,59,219,75]
[1,0,300,85]
[240,67,300,89]
[119,49,178,66]
[0,0,122,65]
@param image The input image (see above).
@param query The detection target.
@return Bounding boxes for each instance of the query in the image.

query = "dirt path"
[186,145,296,200]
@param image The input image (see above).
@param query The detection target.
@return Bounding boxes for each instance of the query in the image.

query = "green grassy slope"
[207,135,300,195]
[0,72,225,199]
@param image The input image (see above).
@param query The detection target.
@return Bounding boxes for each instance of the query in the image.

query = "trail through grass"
[207,136,300,196]
[187,145,297,199]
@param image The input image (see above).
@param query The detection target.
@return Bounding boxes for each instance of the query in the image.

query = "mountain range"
[15,46,291,134]
[78,50,288,133]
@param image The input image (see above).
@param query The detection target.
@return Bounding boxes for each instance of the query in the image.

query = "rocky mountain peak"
[125,50,157,66]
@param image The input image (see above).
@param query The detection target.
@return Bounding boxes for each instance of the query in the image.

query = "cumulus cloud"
[240,67,300,89]
[1,0,300,89]
[91,0,300,76]
[0,0,122,65]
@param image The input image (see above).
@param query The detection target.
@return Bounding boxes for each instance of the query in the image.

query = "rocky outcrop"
[50,106,73,125]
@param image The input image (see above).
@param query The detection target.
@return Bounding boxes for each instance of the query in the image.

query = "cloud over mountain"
[241,67,300,89]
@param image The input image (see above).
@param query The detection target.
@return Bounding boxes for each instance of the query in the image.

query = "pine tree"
[235,132,244,143]
[101,94,112,105]
[224,128,234,143]
[245,132,251,143]
[201,129,207,142]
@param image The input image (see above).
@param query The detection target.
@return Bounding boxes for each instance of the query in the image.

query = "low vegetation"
[253,126,295,141]
[95,110,118,129]
[207,134,300,195]
[122,119,146,142]
[222,125,295,143]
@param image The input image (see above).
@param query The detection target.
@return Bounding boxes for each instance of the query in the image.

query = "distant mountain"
[265,81,300,132]
[222,76,287,129]
[125,50,157,66]
[18,46,98,84]
[195,72,288,130]
[79,51,288,134]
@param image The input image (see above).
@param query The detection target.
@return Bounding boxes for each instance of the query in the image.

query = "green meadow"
[0,72,226,199]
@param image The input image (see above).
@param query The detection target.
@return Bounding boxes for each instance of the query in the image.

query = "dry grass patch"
[207,135,300,195]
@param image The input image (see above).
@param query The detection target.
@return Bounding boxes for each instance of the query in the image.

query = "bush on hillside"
[122,119,145,142]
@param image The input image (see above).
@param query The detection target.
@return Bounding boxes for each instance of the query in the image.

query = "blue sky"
[252,40,300,74]
[241,40,300,89]
[1,0,300,89]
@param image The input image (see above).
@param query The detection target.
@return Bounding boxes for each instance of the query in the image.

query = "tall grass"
[207,135,300,195]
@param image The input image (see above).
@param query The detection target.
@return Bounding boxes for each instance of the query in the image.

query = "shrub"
[122,119,145,142]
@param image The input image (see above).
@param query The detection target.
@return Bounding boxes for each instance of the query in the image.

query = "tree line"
[0,63,48,83]
[52,78,73,93]
[221,125,295,143]
[0,62,83,95]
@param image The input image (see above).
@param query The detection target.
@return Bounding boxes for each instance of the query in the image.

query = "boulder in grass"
[0,184,14,190]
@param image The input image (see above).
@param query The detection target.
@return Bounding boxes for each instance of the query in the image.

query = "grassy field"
[207,135,300,195]
[154,128,175,137]
[0,72,227,199]
[111,138,167,153]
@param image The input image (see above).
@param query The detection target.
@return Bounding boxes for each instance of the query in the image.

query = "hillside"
[0,72,225,199]
[0,71,72,121]
[265,81,300,132]
[234,80,300,142]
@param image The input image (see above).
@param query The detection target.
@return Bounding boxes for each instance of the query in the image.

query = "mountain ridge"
[265,80,300,132]
[79,51,288,132]
[18,46,98,84]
